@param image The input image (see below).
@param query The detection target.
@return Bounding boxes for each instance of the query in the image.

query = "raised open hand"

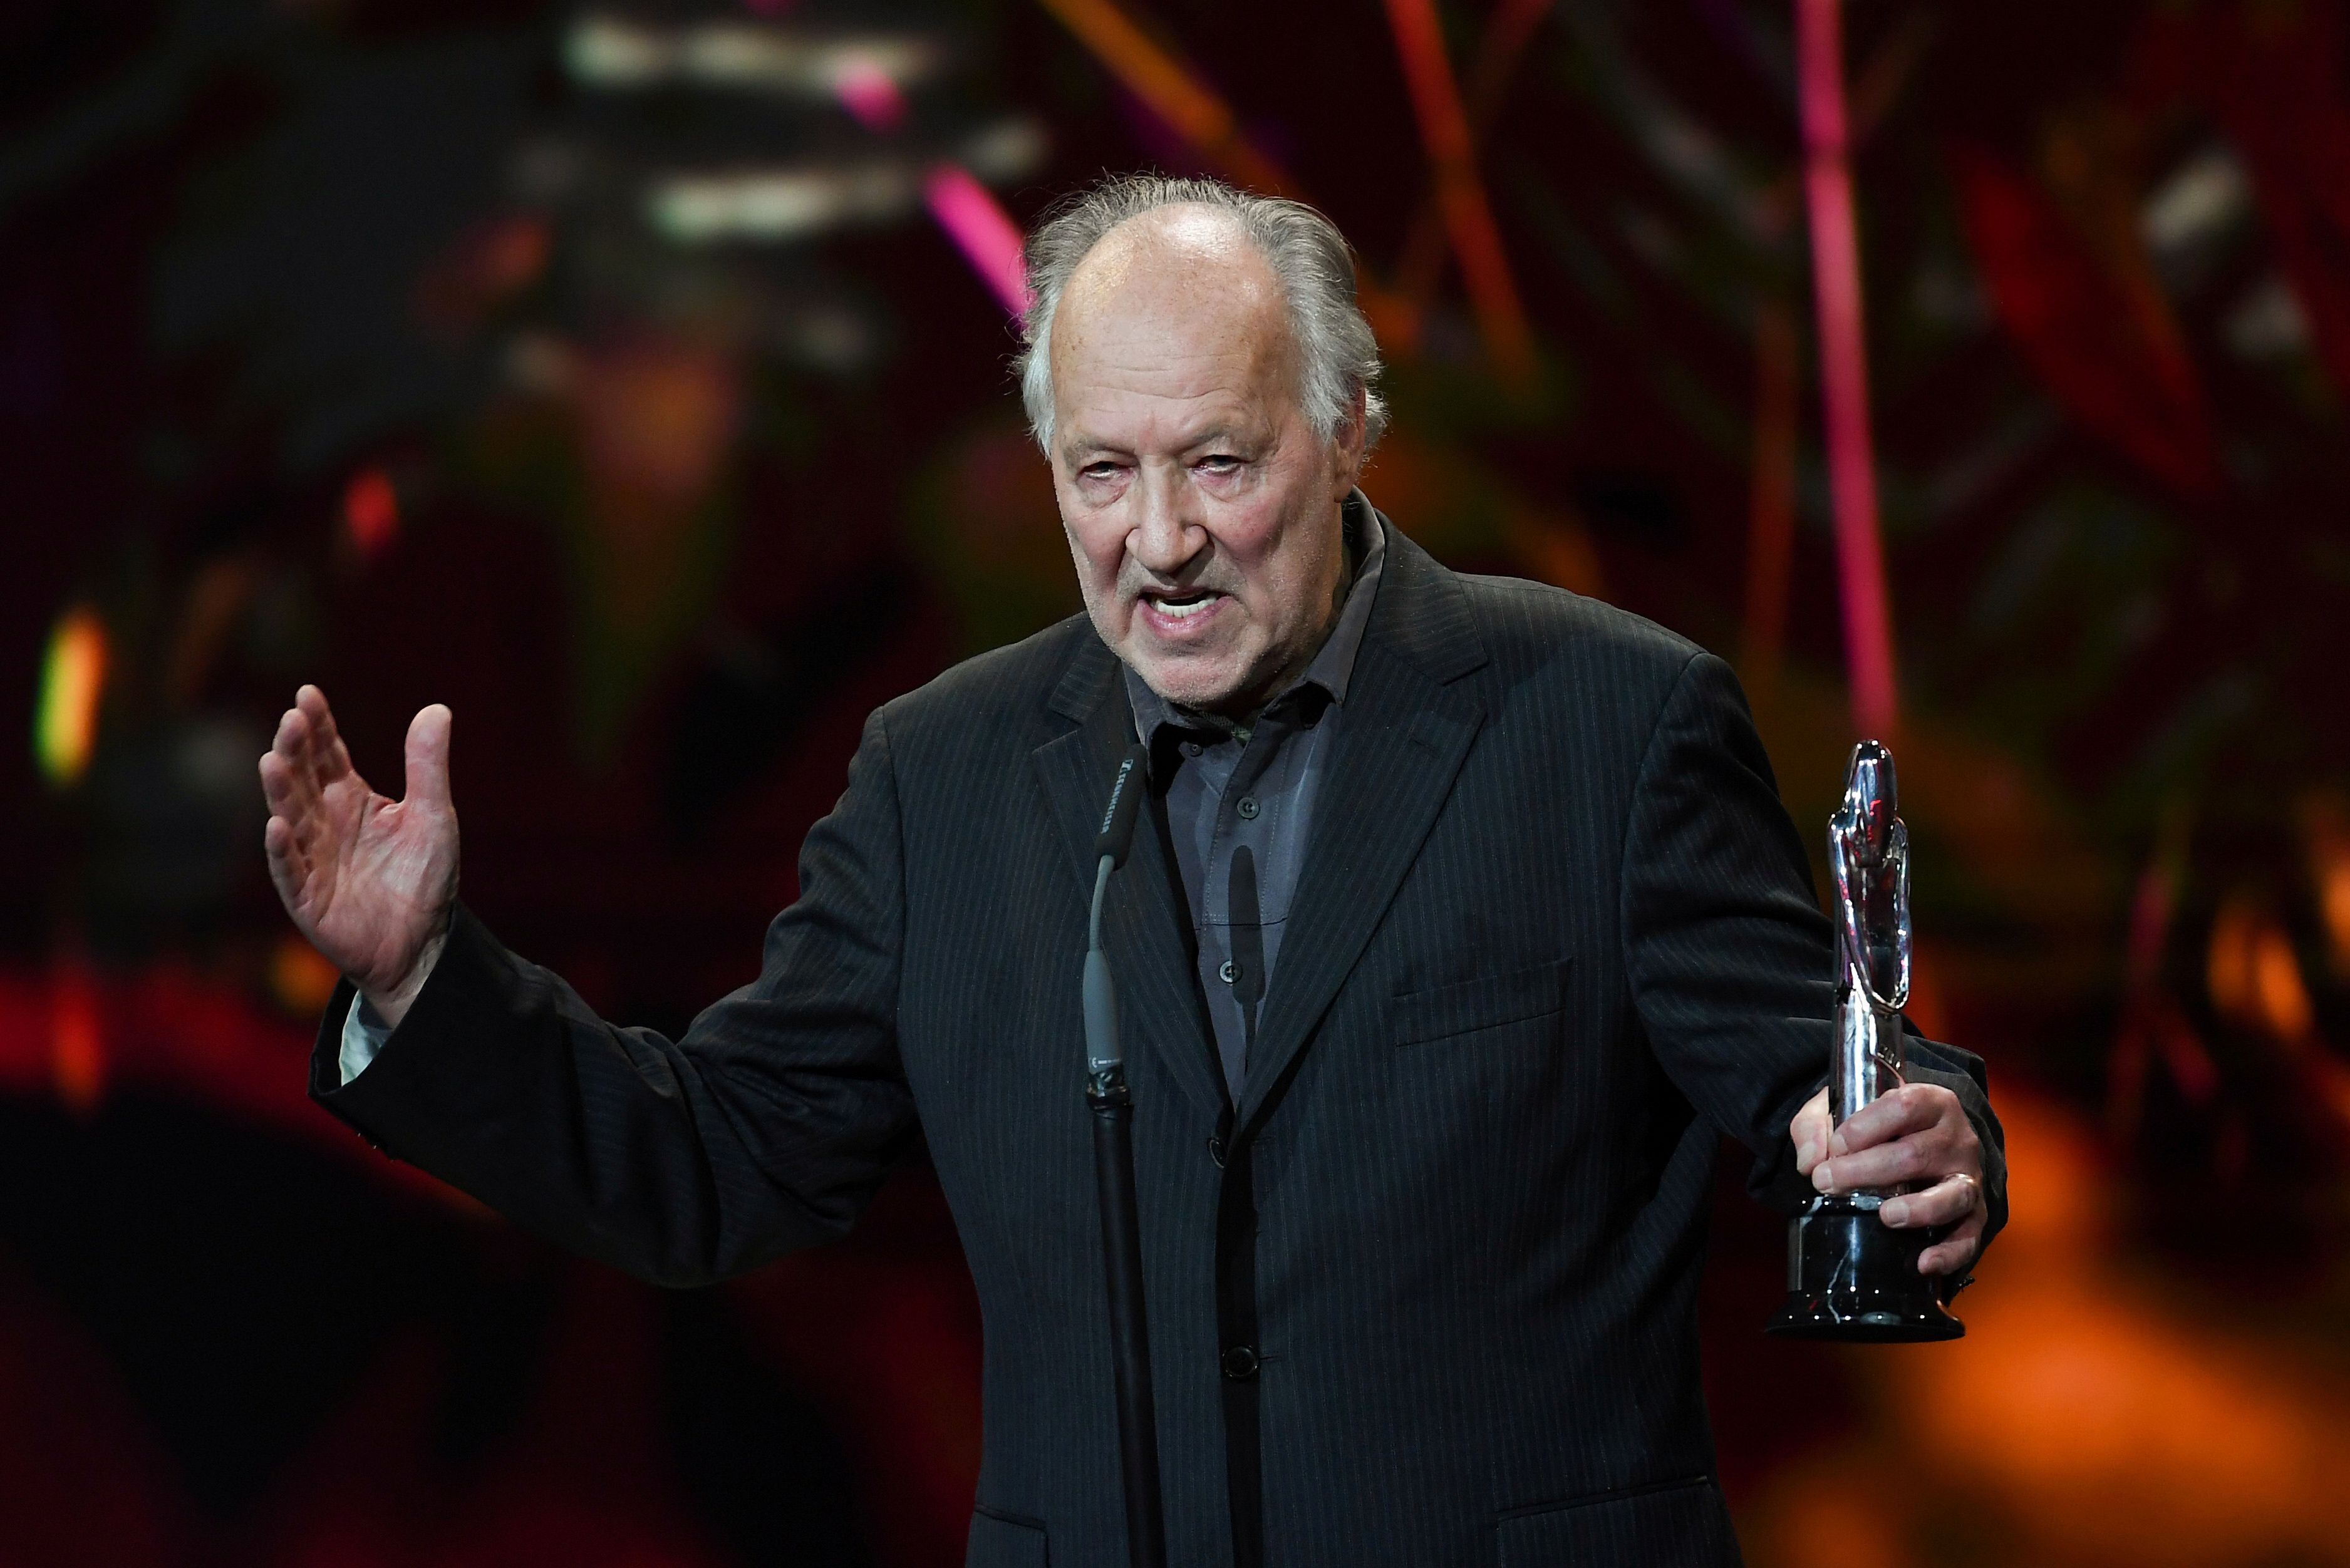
[259,686,458,1028]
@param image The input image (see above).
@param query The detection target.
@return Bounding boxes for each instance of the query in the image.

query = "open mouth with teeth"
[1137,588,1228,632]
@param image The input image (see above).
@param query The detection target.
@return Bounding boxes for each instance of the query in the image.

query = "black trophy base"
[1767,1195,1964,1343]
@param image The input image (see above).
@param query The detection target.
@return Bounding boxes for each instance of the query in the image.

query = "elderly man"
[261,175,2001,1567]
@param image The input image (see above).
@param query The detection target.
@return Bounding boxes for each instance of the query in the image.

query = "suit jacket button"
[1221,1345,1258,1380]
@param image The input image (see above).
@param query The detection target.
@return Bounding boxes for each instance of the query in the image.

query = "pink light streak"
[923,163,1031,321]
[819,44,1022,324]
[833,56,908,132]
[1797,0,1898,738]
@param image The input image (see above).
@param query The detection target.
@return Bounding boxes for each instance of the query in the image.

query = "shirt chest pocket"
[1387,957,1573,1047]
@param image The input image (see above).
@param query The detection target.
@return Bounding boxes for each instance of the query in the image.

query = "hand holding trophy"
[1769,740,1966,1342]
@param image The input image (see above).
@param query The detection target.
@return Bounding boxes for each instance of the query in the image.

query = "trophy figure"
[1768,740,1965,1342]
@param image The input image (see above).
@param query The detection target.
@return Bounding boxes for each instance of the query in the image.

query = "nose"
[1129,466,1206,579]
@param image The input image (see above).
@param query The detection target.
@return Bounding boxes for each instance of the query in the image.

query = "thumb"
[1791,1086,1833,1169]
[403,703,455,812]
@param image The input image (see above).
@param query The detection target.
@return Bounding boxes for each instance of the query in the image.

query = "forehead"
[1067,203,1269,293]
[1048,209,1297,441]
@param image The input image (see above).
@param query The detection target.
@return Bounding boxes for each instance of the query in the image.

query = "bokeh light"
[33,607,106,790]
[341,468,399,560]
[4,3,2350,1565]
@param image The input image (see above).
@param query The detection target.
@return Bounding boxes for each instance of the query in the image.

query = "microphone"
[1086,743,1147,1098]
[1095,745,1147,868]
[1079,743,1167,1568]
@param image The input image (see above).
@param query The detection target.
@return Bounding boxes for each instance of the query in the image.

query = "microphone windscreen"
[1094,744,1148,867]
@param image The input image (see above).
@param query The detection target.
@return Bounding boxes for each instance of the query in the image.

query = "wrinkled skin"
[1047,203,1365,718]
[258,687,455,1028]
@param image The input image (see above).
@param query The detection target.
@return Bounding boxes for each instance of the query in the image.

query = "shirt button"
[1184,741,1203,756]
[1221,1345,1260,1380]
[1219,959,1240,984]
[1235,796,1259,820]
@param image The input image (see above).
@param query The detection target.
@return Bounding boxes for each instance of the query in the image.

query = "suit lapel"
[1237,525,1488,1137]
[1033,637,1231,1127]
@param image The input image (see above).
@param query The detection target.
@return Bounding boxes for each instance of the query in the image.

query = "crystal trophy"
[1768,740,1965,1341]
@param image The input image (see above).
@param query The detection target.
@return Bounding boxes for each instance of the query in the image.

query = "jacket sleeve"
[1618,652,2007,1254]
[308,708,919,1287]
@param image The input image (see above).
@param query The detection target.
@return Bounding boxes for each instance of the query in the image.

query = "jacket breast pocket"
[1390,959,1571,1047]
[966,1505,1048,1567]
[1495,1475,1738,1565]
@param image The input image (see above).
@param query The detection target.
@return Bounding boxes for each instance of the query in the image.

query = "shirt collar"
[1121,488,1388,747]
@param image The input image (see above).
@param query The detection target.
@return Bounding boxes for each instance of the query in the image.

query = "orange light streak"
[1031,0,1293,197]
[1382,0,1532,381]
[2208,895,2315,1041]
[1381,0,1536,383]
[2322,847,2350,974]
[1394,0,1553,333]
[1028,0,1414,348]
[2207,894,2350,1132]
[2299,795,2350,975]
[34,606,106,788]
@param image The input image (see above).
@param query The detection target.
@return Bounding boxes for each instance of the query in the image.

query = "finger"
[258,748,294,815]
[264,812,308,905]
[1880,1173,1980,1230]
[1828,1083,1937,1155]
[257,750,321,833]
[403,704,453,812]
[1920,1211,1987,1276]
[1829,1081,1954,1155]
[271,702,306,766]
[274,699,329,792]
[1790,1088,1833,1175]
[269,706,324,816]
[296,684,353,783]
[1813,1132,1938,1195]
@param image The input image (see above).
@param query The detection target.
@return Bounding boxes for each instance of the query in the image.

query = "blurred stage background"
[5,0,2350,1562]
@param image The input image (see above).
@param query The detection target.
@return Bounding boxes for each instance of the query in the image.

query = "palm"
[261,688,458,1006]
[297,774,451,980]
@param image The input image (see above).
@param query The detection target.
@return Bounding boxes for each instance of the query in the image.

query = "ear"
[1330,386,1369,498]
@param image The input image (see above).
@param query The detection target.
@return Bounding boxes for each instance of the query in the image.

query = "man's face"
[1048,207,1365,716]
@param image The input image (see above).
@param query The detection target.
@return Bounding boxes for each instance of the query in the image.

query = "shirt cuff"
[338,992,392,1086]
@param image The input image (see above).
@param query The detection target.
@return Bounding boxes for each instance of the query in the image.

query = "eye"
[1197,453,1243,473]
[1079,460,1124,481]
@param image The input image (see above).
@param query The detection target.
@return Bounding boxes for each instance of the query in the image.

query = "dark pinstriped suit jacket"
[311,513,2006,1567]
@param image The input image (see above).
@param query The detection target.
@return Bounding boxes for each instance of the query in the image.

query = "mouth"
[1135,587,1229,637]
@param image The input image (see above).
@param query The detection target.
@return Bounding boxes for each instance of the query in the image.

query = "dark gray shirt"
[1121,493,1387,1103]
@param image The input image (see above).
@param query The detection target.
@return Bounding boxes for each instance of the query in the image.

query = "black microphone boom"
[1095,748,1146,866]
[1084,744,1167,1568]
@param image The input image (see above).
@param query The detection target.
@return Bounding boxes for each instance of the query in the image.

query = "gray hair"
[1015,173,1389,457]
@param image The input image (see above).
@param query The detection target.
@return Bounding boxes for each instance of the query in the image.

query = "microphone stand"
[1084,746,1168,1568]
